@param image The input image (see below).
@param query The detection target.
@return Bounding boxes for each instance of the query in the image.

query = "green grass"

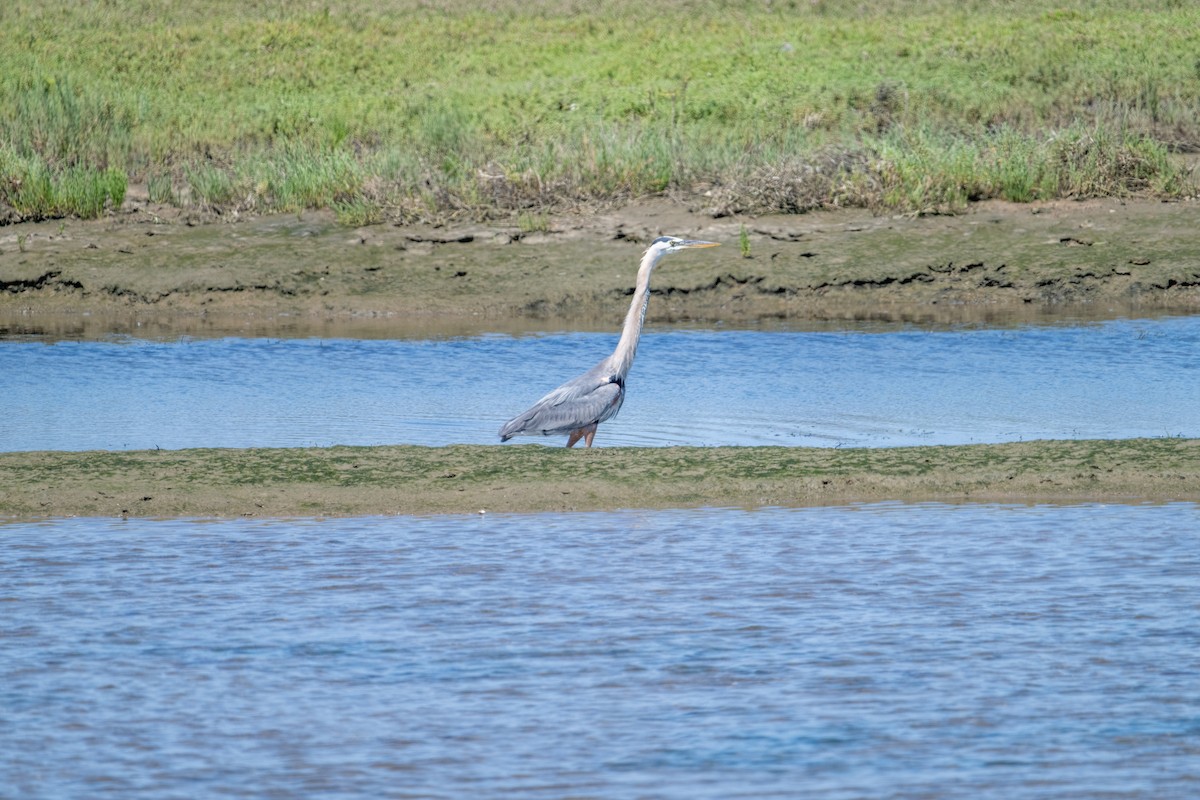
[3,438,1197,517]
[0,144,127,220]
[1,0,1197,223]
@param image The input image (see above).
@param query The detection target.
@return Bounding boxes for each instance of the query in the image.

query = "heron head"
[650,235,721,255]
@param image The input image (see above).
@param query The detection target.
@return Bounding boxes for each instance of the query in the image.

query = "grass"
[0,0,1197,223]
[0,145,127,220]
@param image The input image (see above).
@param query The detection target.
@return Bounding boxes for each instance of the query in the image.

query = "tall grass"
[2,75,135,170]
[0,146,126,220]
[0,0,1196,223]
[184,163,237,210]
[867,126,1182,215]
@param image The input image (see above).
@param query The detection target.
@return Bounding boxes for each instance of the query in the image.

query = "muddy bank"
[2,198,1199,337]
[1,439,1196,518]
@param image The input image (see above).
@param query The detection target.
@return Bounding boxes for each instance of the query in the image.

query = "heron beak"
[679,240,720,248]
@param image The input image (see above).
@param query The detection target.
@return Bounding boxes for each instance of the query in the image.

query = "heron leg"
[566,423,598,448]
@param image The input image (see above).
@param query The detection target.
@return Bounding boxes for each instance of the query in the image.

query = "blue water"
[3,315,1199,451]
[2,503,1198,799]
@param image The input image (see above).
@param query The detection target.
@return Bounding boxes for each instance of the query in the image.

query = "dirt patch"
[2,198,1198,337]
[1,438,1196,518]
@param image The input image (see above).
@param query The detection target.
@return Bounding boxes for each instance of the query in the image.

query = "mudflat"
[1,439,1197,519]
[2,198,1198,338]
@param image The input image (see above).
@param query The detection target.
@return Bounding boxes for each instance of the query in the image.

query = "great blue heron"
[499,235,720,447]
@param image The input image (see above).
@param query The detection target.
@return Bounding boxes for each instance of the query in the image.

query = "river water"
[2,503,1198,799]
[4,313,1198,797]
[3,314,1198,450]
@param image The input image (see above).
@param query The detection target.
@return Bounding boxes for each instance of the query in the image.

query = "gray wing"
[499,364,626,440]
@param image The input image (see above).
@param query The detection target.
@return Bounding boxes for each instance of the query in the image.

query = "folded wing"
[499,366,625,440]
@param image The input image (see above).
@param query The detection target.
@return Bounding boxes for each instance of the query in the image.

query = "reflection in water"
[2,315,1198,451]
[0,304,1188,342]
[2,503,1198,799]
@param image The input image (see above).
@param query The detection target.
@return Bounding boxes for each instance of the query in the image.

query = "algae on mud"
[2,439,1197,518]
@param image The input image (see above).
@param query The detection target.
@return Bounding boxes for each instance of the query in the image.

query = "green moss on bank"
[2,438,1196,518]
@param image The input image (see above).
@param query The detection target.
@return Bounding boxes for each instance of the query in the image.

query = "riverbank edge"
[2,438,1196,519]
[3,198,1200,336]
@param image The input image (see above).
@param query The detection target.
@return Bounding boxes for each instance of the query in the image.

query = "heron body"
[499,236,720,447]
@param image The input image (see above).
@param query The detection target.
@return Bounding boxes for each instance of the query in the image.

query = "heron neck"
[611,249,659,378]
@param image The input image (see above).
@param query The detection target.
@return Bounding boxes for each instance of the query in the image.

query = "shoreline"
[2,198,1199,336]
[2,439,1197,519]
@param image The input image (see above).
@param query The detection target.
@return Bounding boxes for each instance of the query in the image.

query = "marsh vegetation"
[1,0,1197,224]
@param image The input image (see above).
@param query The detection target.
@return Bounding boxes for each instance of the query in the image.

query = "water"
[2,503,1198,799]
[3,315,1199,451]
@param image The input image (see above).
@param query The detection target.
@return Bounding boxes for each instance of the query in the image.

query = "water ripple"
[2,503,1198,798]
[2,316,1199,451]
